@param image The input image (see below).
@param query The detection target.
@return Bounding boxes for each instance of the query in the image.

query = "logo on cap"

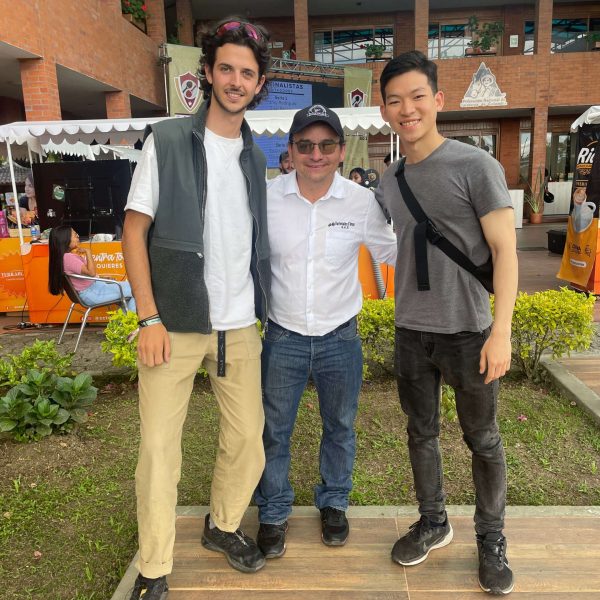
[307,104,329,117]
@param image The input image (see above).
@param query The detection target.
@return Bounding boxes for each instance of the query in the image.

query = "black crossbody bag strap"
[395,159,494,293]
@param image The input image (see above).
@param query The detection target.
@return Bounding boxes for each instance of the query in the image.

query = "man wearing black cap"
[254,104,397,558]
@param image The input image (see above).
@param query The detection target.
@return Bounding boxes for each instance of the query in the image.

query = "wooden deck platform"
[112,506,600,599]
[559,356,600,396]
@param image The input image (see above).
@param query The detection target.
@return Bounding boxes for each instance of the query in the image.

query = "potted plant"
[365,43,386,61]
[525,166,544,224]
[466,16,504,55]
[121,0,148,32]
[585,32,600,51]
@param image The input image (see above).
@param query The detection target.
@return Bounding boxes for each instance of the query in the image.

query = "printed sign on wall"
[460,63,507,108]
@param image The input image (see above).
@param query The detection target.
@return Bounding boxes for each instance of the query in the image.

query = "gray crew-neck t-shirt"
[376,139,513,334]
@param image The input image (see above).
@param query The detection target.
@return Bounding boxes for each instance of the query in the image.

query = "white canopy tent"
[0,107,395,244]
[571,105,600,131]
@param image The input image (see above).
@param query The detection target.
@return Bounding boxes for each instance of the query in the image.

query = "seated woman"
[48,225,136,312]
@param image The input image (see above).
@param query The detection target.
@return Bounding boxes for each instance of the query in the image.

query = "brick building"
[1,0,599,190]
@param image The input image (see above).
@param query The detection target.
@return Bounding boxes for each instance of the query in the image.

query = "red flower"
[142,4,147,10]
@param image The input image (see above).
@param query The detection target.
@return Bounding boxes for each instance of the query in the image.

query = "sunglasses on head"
[292,140,341,155]
[216,20,262,41]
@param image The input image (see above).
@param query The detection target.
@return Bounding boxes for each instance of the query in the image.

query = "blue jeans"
[254,317,363,524]
[79,280,136,313]
[395,326,506,535]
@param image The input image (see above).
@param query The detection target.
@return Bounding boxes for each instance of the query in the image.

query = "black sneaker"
[320,507,349,546]
[257,521,288,558]
[477,532,514,595]
[391,515,453,566]
[129,574,168,600]
[201,514,266,573]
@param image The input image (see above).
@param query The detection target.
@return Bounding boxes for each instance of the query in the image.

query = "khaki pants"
[134,325,265,579]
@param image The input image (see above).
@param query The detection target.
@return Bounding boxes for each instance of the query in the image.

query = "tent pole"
[390,133,394,162]
[27,145,34,167]
[6,142,24,246]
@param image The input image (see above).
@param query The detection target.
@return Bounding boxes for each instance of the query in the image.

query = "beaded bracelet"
[138,314,162,328]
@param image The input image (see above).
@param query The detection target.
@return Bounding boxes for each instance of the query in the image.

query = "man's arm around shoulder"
[479,207,518,384]
[122,210,170,367]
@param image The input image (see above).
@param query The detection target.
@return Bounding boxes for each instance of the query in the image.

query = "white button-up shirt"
[267,171,397,336]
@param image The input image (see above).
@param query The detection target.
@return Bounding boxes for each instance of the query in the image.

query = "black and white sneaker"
[128,574,168,600]
[391,515,453,566]
[201,514,266,573]
[477,532,514,595]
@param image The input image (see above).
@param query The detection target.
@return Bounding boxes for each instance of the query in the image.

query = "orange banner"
[557,215,599,287]
[0,237,28,312]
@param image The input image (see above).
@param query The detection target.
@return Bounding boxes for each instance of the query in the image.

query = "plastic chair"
[57,273,131,353]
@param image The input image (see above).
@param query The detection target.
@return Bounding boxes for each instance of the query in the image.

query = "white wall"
[544,181,572,215]
[509,189,523,229]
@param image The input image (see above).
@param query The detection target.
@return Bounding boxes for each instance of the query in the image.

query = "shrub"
[101,309,208,380]
[358,297,395,379]
[0,369,97,442]
[0,339,74,390]
[502,288,596,380]
[101,309,139,378]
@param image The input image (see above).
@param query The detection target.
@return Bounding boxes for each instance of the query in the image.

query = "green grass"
[1,374,599,599]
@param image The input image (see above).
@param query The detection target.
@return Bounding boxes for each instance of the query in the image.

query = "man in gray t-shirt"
[376,51,518,596]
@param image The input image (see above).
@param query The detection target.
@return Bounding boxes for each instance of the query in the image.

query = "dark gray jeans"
[395,326,507,535]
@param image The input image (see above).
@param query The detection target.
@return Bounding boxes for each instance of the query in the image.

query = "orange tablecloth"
[1,240,395,322]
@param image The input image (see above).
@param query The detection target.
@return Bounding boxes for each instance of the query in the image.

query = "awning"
[571,106,600,131]
[0,108,394,243]
[0,107,391,158]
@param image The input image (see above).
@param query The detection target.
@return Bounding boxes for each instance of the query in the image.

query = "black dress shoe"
[201,514,266,573]
[257,521,288,558]
[320,507,349,546]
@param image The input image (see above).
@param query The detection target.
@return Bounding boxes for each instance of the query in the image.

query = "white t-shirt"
[125,131,256,331]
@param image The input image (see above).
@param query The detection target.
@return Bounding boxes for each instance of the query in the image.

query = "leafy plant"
[121,0,148,21]
[101,309,211,380]
[467,16,505,52]
[101,309,139,378]
[497,288,596,380]
[357,298,395,379]
[441,384,458,422]
[584,31,600,49]
[0,340,74,391]
[168,20,183,45]
[365,43,386,59]
[51,373,98,425]
[524,165,545,214]
[0,369,96,442]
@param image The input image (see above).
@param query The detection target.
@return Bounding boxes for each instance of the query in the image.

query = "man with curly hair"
[122,17,272,599]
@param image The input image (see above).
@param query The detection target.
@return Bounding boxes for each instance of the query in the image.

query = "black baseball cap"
[289,104,345,142]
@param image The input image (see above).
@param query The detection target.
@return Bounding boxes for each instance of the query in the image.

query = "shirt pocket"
[325,228,357,267]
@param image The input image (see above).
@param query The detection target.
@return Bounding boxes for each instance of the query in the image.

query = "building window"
[523,22,535,55]
[314,27,393,64]
[523,18,600,54]
[546,132,577,181]
[519,131,531,183]
[428,23,472,59]
[447,134,497,157]
[519,130,577,183]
